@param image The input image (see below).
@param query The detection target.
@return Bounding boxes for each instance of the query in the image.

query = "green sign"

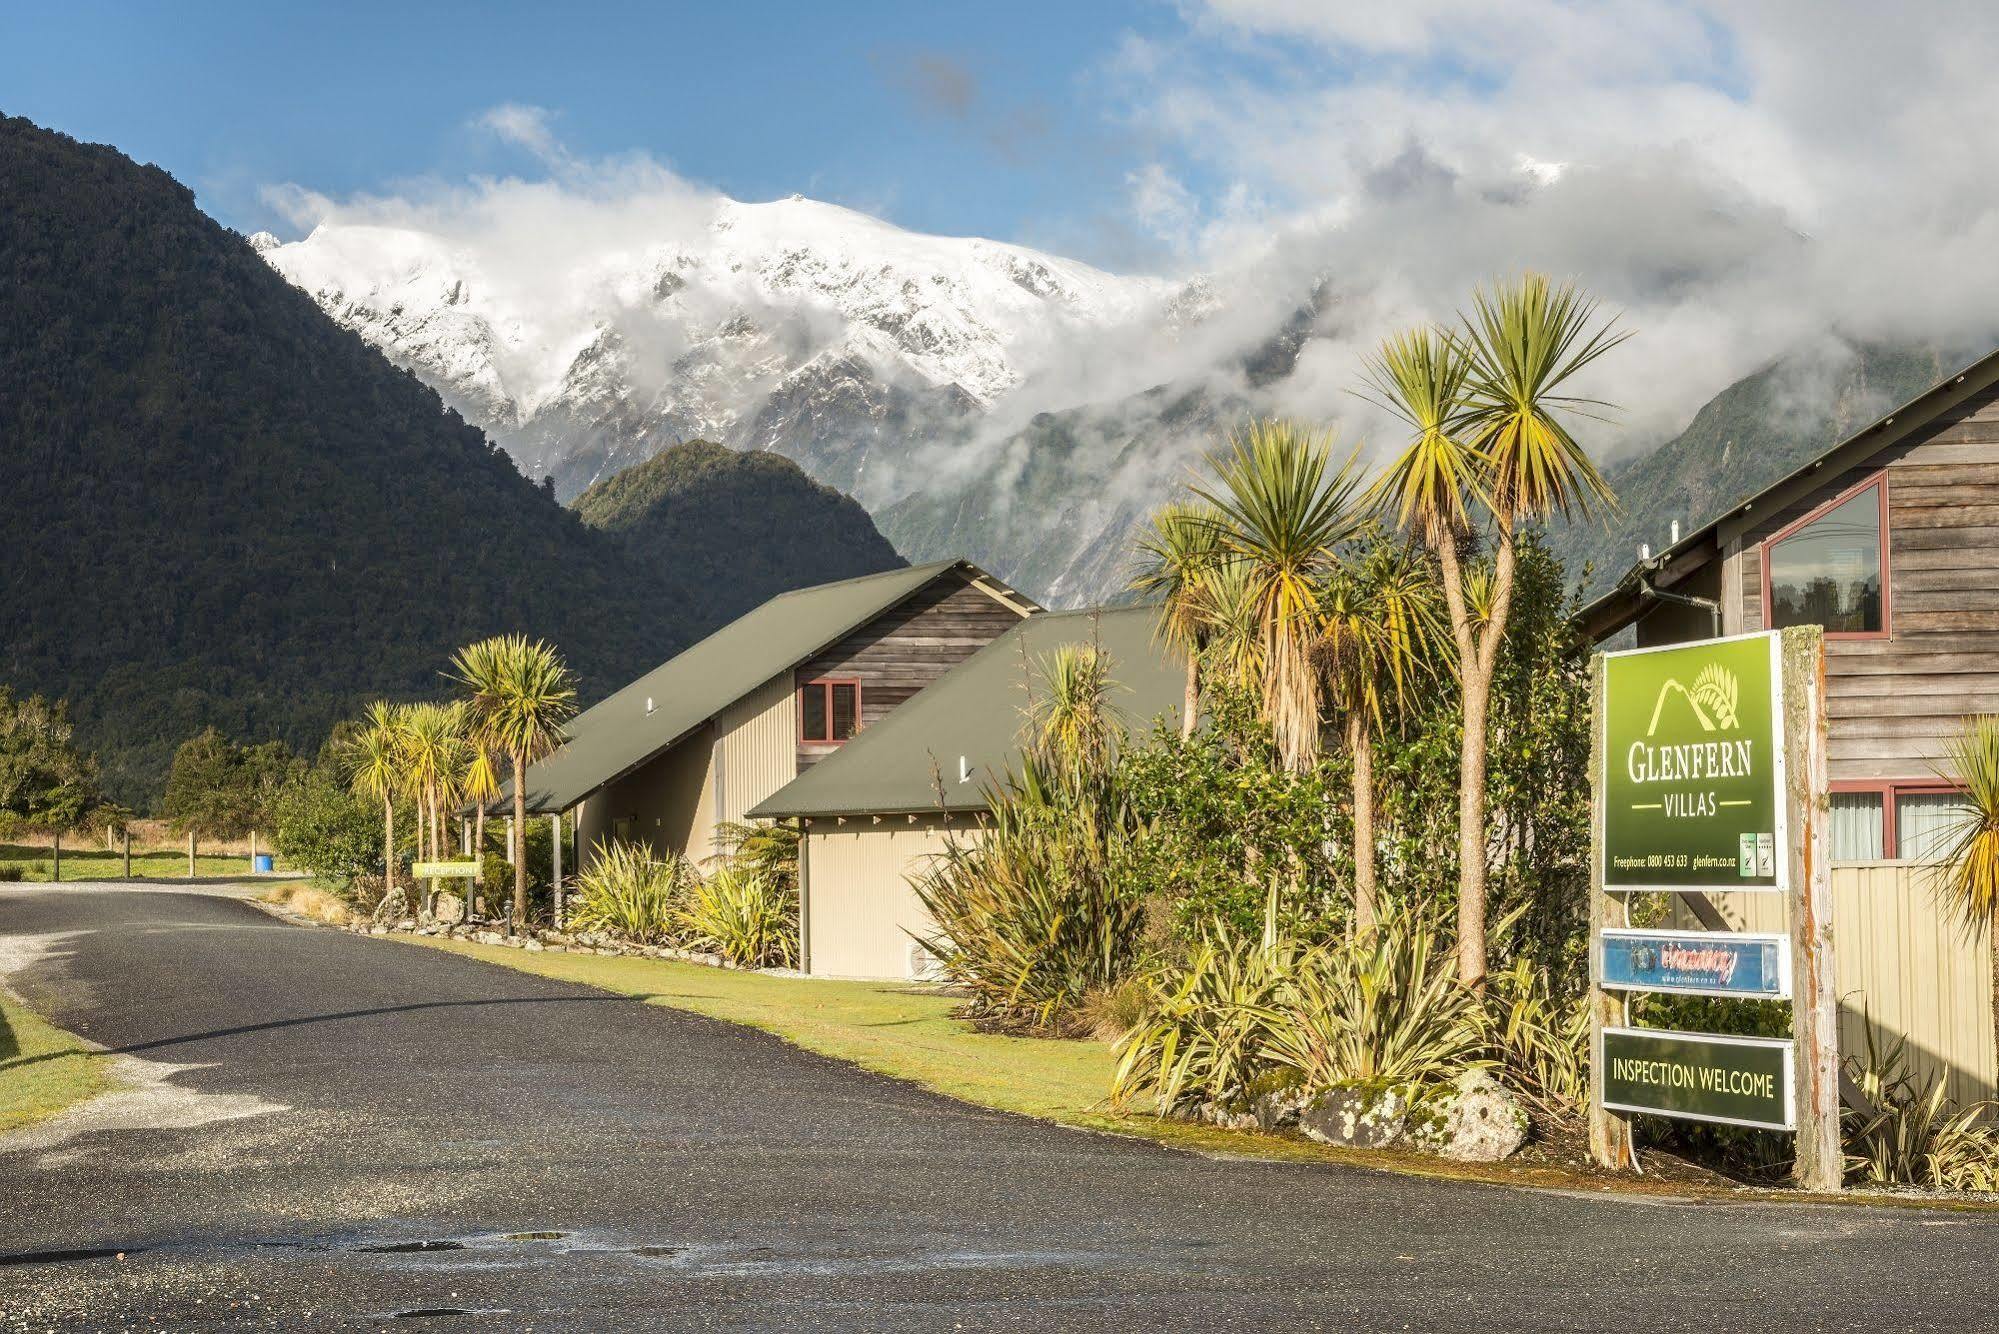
[1600,1027,1794,1130]
[411,860,481,879]
[1602,633,1785,890]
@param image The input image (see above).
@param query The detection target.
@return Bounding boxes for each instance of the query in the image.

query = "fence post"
[551,811,564,931]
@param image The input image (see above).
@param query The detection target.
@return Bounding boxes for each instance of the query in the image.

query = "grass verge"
[0,994,113,1133]
[0,841,260,882]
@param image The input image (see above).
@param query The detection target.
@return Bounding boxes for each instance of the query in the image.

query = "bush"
[567,840,684,945]
[679,862,796,968]
[1845,1026,1999,1191]
[1115,908,1487,1119]
[1477,954,1590,1124]
[914,756,1147,1027]
[268,771,378,884]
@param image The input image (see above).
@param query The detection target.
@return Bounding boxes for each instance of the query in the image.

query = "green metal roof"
[511,560,1014,813]
[748,604,1184,819]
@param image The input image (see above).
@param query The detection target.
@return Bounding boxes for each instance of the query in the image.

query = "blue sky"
[0,0,1213,268]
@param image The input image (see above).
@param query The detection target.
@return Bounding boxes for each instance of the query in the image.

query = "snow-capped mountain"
[259,196,1171,503]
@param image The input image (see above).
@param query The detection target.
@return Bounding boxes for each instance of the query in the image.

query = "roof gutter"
[1635,569,1721,639]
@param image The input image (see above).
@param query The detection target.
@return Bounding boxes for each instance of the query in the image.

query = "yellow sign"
[411,860,481,878]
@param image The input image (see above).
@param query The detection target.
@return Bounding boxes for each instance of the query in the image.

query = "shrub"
[1478,954,1590,1123]
[1845,1026,1999,1191]
[268,771,378,884]
[567,840,684,945]
[1077,976,1153,1043]
[0,863,22,882]
[1112,928,1291,1114]
[679,862,795,968]
[914,752,1148,1027]
[711,820,799,891]
[1263,911,1482,1093]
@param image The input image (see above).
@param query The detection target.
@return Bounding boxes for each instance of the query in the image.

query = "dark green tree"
[0,687,104,879]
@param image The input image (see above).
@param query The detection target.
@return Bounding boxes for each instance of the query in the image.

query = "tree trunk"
[122,828,131,879]
[51,829,61,882]
[383,795,397,907]
[1182,652,1200,738]
[1456,663,1494,989]
[512,751,529,932]
[1348,714,1377,936]
[187,830,196,880]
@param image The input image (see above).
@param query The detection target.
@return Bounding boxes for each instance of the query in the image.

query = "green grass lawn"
[0,994,114,1133]
[0,841,264,882]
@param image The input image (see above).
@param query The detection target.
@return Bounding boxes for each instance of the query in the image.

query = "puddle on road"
[0,1246,138,1266]
[500,1231,567,1242]
[357,1240,468,1254]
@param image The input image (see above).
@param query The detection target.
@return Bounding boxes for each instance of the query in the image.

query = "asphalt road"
[2,886,1995,1331]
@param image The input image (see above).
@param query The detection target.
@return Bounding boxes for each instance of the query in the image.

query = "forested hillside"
[571,440,901,615]
[0,116,899,803]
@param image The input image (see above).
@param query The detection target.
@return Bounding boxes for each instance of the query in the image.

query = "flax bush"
[679,862,797,969]
[567,839,685,944]
[1844,1026,1999,1192]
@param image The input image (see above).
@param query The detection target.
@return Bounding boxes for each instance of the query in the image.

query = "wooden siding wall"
[1736,383,1999,780]
[793,573,1025,772]
[1672,866,1996,1108]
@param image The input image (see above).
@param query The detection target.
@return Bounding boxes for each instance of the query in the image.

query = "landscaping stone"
[1252,1084,1313,1132]
[1297,1084,1410,1149]
[1431,1070,1529,1163]
[433,892,464,925]
[523,939,544,953]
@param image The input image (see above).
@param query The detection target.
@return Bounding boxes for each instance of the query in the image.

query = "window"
[1762,475,1887,635]
[799,679,860,743]
[1829,782,1967,862]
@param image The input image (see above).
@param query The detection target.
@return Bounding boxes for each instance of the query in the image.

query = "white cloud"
[1107,1,1999,457]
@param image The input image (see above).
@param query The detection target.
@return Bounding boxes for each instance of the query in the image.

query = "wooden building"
[510,559,1036,871]
[751,606,1185,980]
[1585,351,1999,1103]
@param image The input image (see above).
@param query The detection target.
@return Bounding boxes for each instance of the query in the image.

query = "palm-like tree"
[451,636,509,871]
[454,636,577,930]
[347,701,408,908]
[1315,535,1442,934]
[1365,275,1623,987]
[1133,501,1225,737]
[1030,642,1120,778]
[402,701,470,915]
[1193,420,1369,774]
[1938,716,1999,1079]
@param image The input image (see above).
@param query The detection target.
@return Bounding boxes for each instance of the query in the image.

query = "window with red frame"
[1762,474,1888,636]
[799,679,860,743]
[1829,781,1967,861]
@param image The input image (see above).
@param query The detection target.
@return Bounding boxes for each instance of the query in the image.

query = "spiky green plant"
[1362,275,1626,988]
[568,839,685,945]
[1132,500,1226,736]
[1110,928,1293,1115]
[452,635,576,930]
[711,820,800,892]
[680,861,797,968]
[1192,420,1369,775]
[1261,909,1482,1092]
[1843,1023,1999,1191]
[1936,714,1999,1078]
[1477,954,1590,1123]
[344,701,409,905]
[1029,642,1120,779]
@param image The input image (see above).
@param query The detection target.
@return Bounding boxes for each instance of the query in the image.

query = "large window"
[1828,782,1967,862]
[799,678,860,744]
[1763,475,1888,635]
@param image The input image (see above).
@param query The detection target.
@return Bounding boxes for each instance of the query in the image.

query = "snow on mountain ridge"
[260,193,1169,497]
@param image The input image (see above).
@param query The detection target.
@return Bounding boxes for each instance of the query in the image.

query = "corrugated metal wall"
[804,816,970,979]
[714,671,797,835]
[1669,864,1995,1106]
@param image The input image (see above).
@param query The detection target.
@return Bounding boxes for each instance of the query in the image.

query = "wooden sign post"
[1588,626,1840,1192]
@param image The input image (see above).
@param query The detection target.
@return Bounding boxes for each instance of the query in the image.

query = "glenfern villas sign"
[1602,632,1786,891]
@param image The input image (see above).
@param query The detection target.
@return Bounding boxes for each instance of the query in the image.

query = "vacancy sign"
[1602,632,1786,891]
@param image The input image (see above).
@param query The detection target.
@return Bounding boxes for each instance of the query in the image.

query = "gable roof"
[1580,346,1999,642]
[512,559,1036,813]
[749,604,1184,820]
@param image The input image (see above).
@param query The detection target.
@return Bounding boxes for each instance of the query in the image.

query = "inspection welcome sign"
[1602,633,1786,891]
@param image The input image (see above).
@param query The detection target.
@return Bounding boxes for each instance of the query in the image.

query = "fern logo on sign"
[1602,633,1785,890]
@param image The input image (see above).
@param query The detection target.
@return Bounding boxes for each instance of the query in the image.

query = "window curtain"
[1896,792,1968,865]
[1829,791,1884,862]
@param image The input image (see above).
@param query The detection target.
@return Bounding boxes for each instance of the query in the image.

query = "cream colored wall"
[1666,864,1996,1107]
[713,671,797,834]
[803,815,975,979]
[575,725,717,868]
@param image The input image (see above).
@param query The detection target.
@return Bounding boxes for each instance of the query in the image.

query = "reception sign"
[1600,1027,1795,1131]
[1599,928,1790,1000]
[1602,632,1786,891]
[411,860,481,879]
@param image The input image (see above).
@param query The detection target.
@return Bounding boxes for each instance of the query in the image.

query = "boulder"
[433,891,465,924]
[1297,1084,1410,1149]
[1252,1084,1313,1132]
[1430,1070,1529,1162]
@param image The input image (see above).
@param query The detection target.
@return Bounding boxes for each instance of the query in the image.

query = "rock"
[1430,1070,1529,1162]
[433,891,465,924]
[1197,1102,1261,1132]
[523,939,544,953]
[369,925,388,936]
[1297,1083,1411,1149]
[396,918,417,932]
[1252,1084,1313,1132]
